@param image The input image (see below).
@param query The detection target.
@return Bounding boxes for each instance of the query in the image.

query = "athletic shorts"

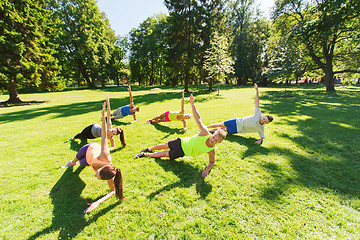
[164,111,171,122]
[168,138,185,160]
[224,118,237,135]
[76,143,93,166]
[112,107,124,119]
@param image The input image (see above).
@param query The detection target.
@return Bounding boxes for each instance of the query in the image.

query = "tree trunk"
[76,58,94,88]
[324,68,335,91]
[6,79,23,104]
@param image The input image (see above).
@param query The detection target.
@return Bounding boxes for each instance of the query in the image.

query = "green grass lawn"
[0,85,359,239]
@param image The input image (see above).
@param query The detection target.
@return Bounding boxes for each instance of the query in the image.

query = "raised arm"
[254,83,259,108]
[100,102,110,157]
[128,86,134,107]
[190,94,209,136]
[106,97,112,128]
[180,89,185,114]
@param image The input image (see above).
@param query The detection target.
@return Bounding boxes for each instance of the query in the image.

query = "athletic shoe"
[140,148,151,153]
[62,161,77,168]
[135,152,146,158]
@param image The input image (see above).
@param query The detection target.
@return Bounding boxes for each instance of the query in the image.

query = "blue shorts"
[224,118,237,135]
[76,143,92,166]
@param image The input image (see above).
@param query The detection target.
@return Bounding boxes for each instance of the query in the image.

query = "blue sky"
[96,0,274,36]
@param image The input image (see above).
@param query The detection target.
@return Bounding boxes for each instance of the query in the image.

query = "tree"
[0,0,63,104]
[229,0,270,85]
[203,31,234,92]
[273,0,360,91]
[51,0,115,88]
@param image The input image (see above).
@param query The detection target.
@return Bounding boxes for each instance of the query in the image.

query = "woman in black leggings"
[65,97,126,149]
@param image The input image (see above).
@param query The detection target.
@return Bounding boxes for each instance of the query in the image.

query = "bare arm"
[106,97,112,128]
[83,177,116,213]
[189,94,209,136]
[181,119,187,132]
[109,136,115,149]
[254,83,259,109]
[180,89,185,114]
[202,150,215,177]
[100,102,110,159]
[130,113,137,124]
[128,86,134,107]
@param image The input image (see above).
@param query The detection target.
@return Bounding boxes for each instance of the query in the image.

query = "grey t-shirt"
[91,124,102,138]
[235,107,265,138]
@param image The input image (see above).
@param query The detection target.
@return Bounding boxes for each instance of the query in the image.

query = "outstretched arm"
[128,86,134,107]
[100,102,110,158]
[254,83,259,108]
[106,97,112,128]
[202,150,215,177]
[84,190,115,213]
[180,89,185,114]
[190,94,209,136]
[181,119,187,132]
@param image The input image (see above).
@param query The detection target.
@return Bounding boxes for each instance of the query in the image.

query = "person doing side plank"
[65,97,126,149]
[207,83,273,144]
[62,102,125,213]
[147,90,192,131]
[136,94,226,178]
[110,86,139,123]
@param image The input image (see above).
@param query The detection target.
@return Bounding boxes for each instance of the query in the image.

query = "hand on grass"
[84,202,99,213]
[255,139,262,145]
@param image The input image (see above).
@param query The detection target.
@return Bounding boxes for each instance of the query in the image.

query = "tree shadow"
[148,158,212,199]
[225,134,270,159]
[149,123,186,139]
[27,167,120,240]
[257,90,360,201]
[0,89,216,124]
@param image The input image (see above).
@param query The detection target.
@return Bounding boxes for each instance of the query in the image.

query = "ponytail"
[116,128,126,147]
[114,168,125,200]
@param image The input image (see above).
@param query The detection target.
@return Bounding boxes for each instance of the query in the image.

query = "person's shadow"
[148,158,212,199]
[27,167,119,240]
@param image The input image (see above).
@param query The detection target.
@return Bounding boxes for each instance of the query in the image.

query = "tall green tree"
[51,0,114,88]
[229,0,270,85]
[273,0,360,91]
[0,0,62,104]
[129,14,167,86]
[203,31,234,92]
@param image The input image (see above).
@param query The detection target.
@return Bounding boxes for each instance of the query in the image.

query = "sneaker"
[141,148,151,153]
[135,152,146,158]
[62,161,77,168]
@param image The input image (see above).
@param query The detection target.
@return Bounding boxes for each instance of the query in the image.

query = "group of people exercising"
[63,84,273,213]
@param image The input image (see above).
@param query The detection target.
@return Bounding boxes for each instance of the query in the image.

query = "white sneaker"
[62,161,77,168]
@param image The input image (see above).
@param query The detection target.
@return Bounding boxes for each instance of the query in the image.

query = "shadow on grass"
[226,134,270,158]
[150,123,186,139]
[27,167,119,240]
[69,139,88,152]
[258,90,360,201]
[148,158,212,199]
[0,90,213,124]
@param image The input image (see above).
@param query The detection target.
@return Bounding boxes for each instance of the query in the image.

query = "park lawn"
[0,85,359,239]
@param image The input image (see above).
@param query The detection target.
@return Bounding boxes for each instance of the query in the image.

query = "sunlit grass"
[0,85,359,239]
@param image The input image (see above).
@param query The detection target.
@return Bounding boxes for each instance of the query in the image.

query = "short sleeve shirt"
[236,108,265,138]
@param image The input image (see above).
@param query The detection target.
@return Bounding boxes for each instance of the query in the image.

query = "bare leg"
[151,113,166,123]
[207,122,226,129]
[149,142,169,151]
[145,151,169,158]
[70,156,80,164]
